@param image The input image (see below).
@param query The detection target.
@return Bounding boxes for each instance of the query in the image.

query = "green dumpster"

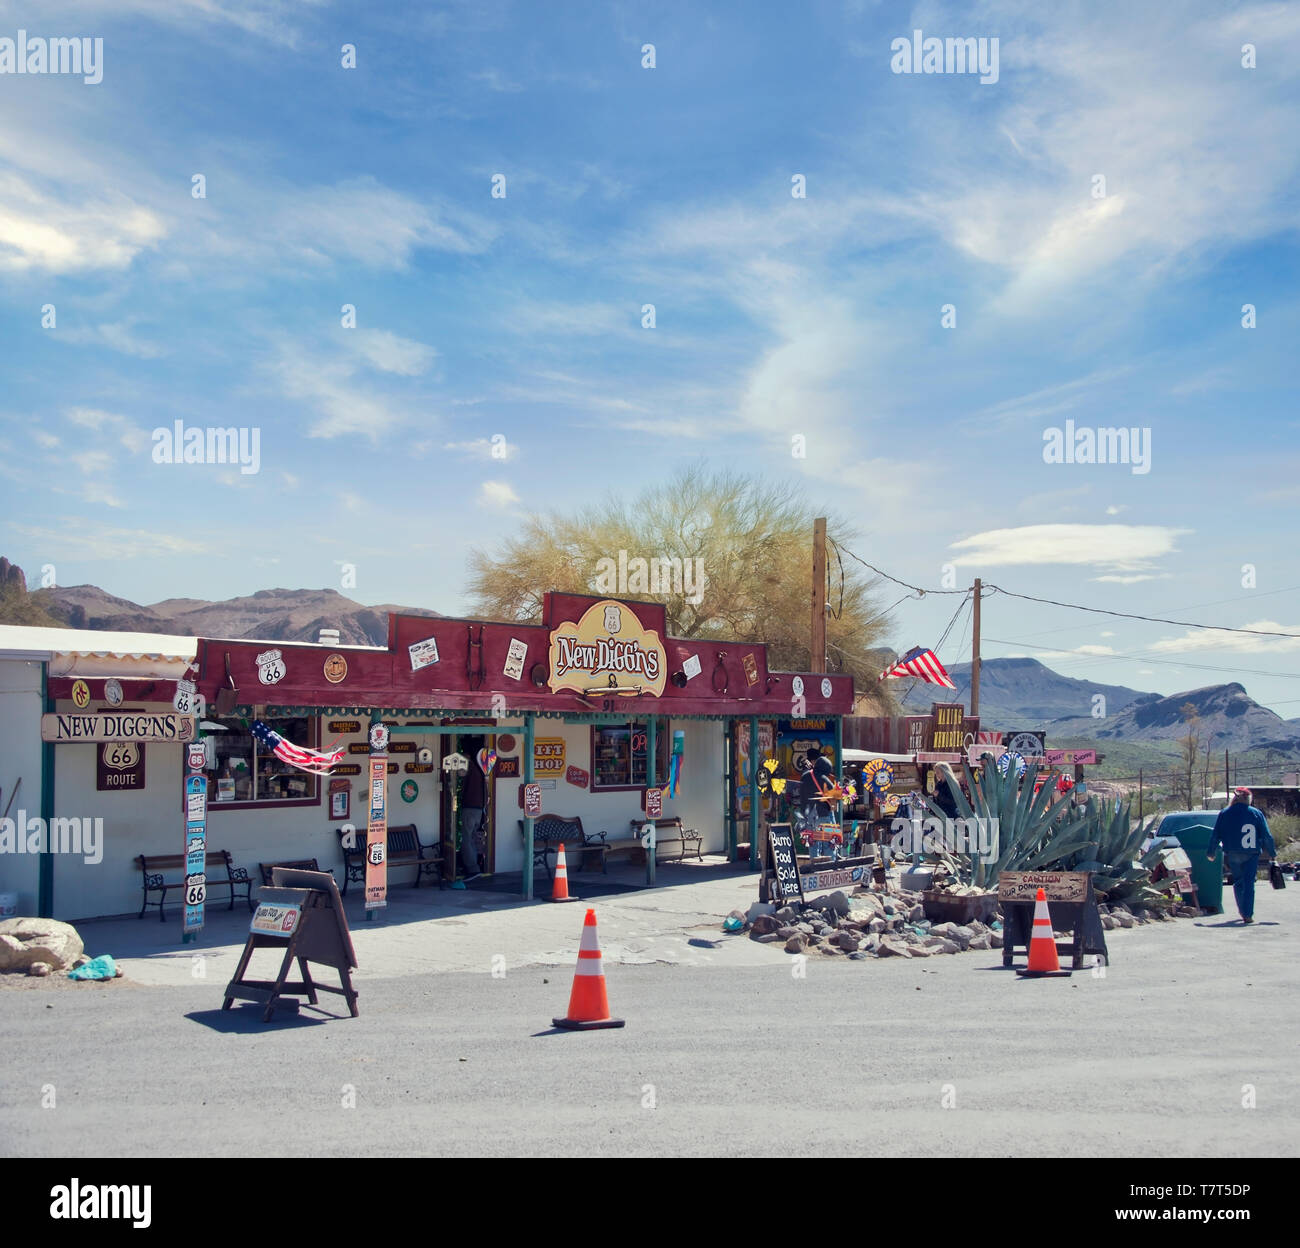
[1154,812,1224,913]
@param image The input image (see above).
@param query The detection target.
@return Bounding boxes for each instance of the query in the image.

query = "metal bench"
[136,849,254,922]
[519,815,608,880]
[338,824,443,895]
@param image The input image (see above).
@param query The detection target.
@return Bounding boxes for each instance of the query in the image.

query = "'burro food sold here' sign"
[41,713,196,744]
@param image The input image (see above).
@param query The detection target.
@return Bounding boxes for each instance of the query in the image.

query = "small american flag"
[251,721,345,775]
[878,645,957,689]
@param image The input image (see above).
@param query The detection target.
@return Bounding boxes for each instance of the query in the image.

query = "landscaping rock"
[776,926,798,941]
[967,933,993,951]
[908,904,926,922]
[989,931,1004,949]
[27,961,52,977]
[0,918,84,973]
[877,938,912,958]
[750,931,781,943]
[867,918,886,934]
[836,932,862,952]
[746,901,776,924]
[751,913,782,936]
[784,935,808,955]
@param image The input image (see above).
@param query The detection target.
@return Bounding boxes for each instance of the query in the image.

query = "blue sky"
[1,0,1298,718]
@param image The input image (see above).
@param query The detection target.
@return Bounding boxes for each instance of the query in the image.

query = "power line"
[983,635,1300,683]
[833,539,1300,640]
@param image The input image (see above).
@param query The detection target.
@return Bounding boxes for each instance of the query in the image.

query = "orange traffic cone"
[1016,887,1072,978]
[551,843,578,903]
[553,908,625,1030]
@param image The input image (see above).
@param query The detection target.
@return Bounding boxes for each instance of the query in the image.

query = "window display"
[591,719,669,791]
[200,715,320,805]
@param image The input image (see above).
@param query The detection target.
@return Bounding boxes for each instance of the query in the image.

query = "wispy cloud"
[950,524,1189,572]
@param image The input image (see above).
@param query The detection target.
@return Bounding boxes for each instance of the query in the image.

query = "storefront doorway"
[439,731,496,880]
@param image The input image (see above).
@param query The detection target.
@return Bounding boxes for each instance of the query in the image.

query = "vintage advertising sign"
[565,764,589,788]
[184,774,208,934]
[496,757,520,778]
[742,653,759,686]
[644,786,664,818]
[328,719,362,734]
[533,737,565,776]
[523,782,542,816]
[766,823,804,904]
[42,712,195,744]
[97,741,145,792]
[365,755,389,910]
[931,702,965,751]
[801,864,868,894]
[997,870,1090,903]
[1004,730,1047,756]
[255,649,286,685]
[1043,748,1097,766]
[504,637,528,681]
[250,901,302,938]
[323,653,349,684]
[408,636,440,671]
[71,679,91,709]
[547,599,667,697]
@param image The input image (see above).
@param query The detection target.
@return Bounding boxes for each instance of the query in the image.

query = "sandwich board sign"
[764,822,804,904]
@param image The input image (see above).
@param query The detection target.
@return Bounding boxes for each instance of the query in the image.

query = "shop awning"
[0,624,197,679]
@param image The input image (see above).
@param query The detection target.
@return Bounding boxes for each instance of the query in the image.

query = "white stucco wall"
[0,657,47,915]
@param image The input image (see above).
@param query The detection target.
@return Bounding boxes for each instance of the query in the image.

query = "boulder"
[751,913,783,936]
[908,943,934,957]
[1114,913,1136,929]
[821,891,851,917]
[848,951,869,961]
[27,961,52,977]
[989,931,1004,949]
[746,901,776,923]
[836,932,862,953]
[929,922,959,940]
[867,918,887,934]
[967,933,993,951]
[784,935,808,955]
[750,931,782,943]
[950,925,976,947]
[1100,914,1116,930]
[0,918,84,973]
[775,905,800,922]
[908,904,926,922]
[877,938,912,958]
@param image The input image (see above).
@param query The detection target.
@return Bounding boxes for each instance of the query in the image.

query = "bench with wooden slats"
[338,824,443,894]
[135,849,254,922]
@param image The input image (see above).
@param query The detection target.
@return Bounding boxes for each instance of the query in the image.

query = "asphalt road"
[2,888,1296,1157]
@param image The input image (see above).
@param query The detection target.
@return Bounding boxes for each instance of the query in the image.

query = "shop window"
[197,715,320,806]
[591,719,670,791]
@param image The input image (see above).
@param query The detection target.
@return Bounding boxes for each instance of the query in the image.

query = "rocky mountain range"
[41,584,439,647]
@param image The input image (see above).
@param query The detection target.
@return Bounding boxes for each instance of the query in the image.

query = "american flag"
[251,720,345,775]
[878,645,957,689]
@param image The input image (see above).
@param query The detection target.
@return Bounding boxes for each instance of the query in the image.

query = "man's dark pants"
[1225,850,1261,920]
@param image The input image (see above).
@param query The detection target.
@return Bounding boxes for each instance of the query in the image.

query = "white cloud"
[950,524,1189,572]
[1105,505,1126,516]
[1149,620,1300,656]
[351,330,436,376]
[0,173,165,273]
[66,408,151,454]
[478,480,520,508]
[60,320,166,359]
[8,521,209,560]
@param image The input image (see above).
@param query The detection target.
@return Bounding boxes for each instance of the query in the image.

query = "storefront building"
[2,594,854,920]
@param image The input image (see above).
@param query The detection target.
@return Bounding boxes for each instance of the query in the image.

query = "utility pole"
[970,578,982,716]
[1138,768,1143,823]
[811,517,827,673]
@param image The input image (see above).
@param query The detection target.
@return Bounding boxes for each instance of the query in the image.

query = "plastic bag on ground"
[68,955,118,980]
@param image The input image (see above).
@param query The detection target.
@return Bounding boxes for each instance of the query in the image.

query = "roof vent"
[318,628,341,646]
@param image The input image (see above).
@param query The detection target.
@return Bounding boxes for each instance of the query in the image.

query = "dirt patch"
[0,970,138,991]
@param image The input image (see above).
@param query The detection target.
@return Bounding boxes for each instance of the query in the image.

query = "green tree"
[467,467,898,708]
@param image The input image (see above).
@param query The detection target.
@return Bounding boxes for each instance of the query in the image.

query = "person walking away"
[1209,787,1276,925]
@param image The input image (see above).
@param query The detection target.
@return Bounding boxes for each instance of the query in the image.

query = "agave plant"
[933,758,1164,905]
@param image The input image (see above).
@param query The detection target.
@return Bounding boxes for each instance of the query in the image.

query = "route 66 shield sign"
[368,841,386,867]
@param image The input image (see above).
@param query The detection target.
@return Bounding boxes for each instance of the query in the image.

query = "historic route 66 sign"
[173,679,203,717]
[187,743,207,772]
[369,722,390,753]
[255,649,286,685]
[603,604,621,633]
[368,840,386,867]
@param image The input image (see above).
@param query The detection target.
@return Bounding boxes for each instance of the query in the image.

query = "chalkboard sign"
[766,822,804,904]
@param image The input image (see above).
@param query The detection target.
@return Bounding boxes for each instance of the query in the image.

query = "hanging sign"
[442,751,469,773]
[547,600,667,697]
[365,753,388,910]
[184,773,208,934]
[42,713,195,744]
[496,757,519,778]
[523,783,542,816]
[643,786,663,818]
[565,765,589,788]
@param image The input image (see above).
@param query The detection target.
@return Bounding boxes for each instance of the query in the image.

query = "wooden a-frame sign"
[997,870,1109,970]
[223,867,359,1021]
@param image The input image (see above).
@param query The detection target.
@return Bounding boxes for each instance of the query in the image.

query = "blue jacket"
[1210,804,1276,856]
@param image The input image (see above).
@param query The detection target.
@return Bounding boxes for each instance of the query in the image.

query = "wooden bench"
[519,815,609,880]
[259,858,333,886]
[627,816,703,863]
[136,849,254,922]
[338,824,443,895]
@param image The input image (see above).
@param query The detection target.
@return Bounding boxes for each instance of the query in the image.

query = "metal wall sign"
[97,742,146,792]
[42,712,196,743]
[184,773,208,935]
